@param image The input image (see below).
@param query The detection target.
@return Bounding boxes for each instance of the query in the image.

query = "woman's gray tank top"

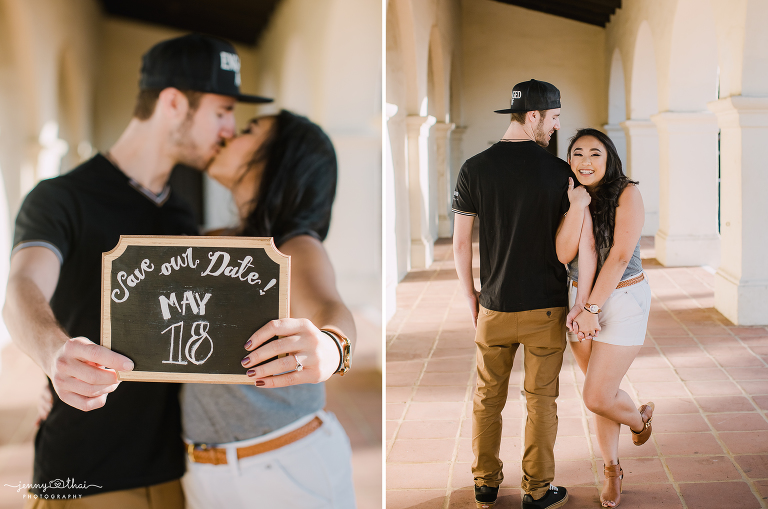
[568,240,642,282]
[181,382,325,444]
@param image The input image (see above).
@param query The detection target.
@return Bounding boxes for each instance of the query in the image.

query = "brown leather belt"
[572,273,644,289]
[187,416,323,465]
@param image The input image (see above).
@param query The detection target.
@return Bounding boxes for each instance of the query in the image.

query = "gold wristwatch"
[584,303,602,314]
[321,328,351,376]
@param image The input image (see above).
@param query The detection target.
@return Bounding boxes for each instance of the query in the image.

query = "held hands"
[241,318,341,388]
[567,177,591,210]
[569,309,601,341]
[48,337,134,412]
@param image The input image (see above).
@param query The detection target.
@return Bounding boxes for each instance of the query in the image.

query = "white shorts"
[182,410,356,509]
[567,275,651,346]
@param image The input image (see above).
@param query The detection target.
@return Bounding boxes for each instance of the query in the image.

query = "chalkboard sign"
[101,236,290,384]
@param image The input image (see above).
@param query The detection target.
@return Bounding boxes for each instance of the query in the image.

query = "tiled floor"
[386,237,768,509]
[0,312,381,509]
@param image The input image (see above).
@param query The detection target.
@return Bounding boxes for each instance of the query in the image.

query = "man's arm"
[453,214,480,328]
[3,247,134,412]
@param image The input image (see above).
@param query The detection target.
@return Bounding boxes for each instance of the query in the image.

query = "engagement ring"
[294,354,304,372]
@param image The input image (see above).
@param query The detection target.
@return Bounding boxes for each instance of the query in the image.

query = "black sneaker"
[521,485,568,509]
[475,485,499,508]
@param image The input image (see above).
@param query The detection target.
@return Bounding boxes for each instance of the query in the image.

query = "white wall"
[461,0,607,161]
[254,0,382,364]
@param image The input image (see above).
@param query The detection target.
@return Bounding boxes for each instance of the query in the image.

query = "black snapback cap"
[140,34,273,104]
[494,79,560,114]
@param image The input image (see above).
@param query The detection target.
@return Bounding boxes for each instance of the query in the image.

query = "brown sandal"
[601,462,623,508]
[631,402,654,446]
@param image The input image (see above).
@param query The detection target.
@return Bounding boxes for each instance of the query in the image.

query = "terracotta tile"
[694,334,740,344]
[653,414,711,433]
[499,401,524,418]
[555,486,600,509]
[634,381,689,400]
[715,355,766,368]
[706,412,768,432]
[388,403,406,421]
[398,420,461,440]
[553,436,591,460]
[667,455,742,482]
[386,463,451,489]
[674,368,729,381]
[388,371,422,387]
[618,484,682,509]
[652,336,698,346]
[734,454,768,479]
[655,432,723,456]
[424,358,475,373]
[719,431,768,455]
[413,386,469,402]
[387,420,400,440]
[387,387,414,403]
[725,367,768,380]
[740,336,768,347]
[405,402,466,421]
[388,439,457,463]
[753,395,768,410]
[615,457,669,484]
[625,355,671,369]
[557,400,587,418]
[557,383,581,400]
[754,479,768,499]
[666,355,719,369]
[730,327,768,337]
[558,416,589,436]
[554,459,597,486]
[679,481,761,509]
[387,360,426,373]
[685,380,743,396]
[696,395,755,413]
[385,489,446,509]
[652,397,699,414]
[431,347,477,359]
[738,381,768,395]
[626,368,680,382]
[419,372,472,387]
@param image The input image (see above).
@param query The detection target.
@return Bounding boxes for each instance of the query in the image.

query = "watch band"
[320,328,351,376]
[584,303,602,314]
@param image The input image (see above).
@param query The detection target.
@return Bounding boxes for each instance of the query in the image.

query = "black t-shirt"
[452,141,571,312]
[12,154,198,497]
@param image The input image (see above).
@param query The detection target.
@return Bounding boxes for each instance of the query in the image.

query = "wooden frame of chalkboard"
[101,236,290,384]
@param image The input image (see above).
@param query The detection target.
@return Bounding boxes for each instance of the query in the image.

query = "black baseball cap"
[140,34,273,104]
[494,79,560,114]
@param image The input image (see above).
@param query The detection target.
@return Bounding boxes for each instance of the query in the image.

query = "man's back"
[452,140,571,312]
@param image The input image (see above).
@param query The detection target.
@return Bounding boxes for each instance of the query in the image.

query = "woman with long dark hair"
[180,110,356,508]
[555,128,654,508]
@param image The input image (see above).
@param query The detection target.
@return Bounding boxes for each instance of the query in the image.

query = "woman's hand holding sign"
[241,318,341,387]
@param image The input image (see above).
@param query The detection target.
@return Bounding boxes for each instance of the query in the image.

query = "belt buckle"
[187,442,209,463]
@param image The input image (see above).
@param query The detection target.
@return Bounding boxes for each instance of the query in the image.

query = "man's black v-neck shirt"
[452,141,571,312]
[12,154,198,497]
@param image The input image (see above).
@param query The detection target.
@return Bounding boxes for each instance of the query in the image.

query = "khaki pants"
[22,479,183,509]
[472,305,566,499]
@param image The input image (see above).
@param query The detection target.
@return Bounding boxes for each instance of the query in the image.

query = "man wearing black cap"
[3,34,271,508]
[452,79,584,509]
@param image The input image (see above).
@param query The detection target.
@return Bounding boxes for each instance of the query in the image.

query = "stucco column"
[406,115,436,269]
[709,96,768,325]
[433,121,455,238]
[449,127,467,194]
[651,112,720,267]
[603,123,627,174]
[620,120,660,236]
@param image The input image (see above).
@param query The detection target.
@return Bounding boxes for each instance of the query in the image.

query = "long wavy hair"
[238,110,337,245]
[567,128,638,268]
